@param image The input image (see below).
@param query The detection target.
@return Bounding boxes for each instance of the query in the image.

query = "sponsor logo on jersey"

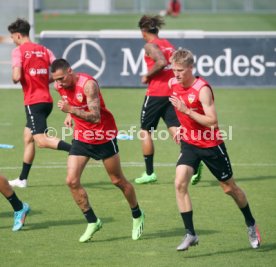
[29,68,47,76]
[36,68,47,74]
[25,51,32,58]
[34,51,45,57]
[29,68,36,76]
[25,51,46,58]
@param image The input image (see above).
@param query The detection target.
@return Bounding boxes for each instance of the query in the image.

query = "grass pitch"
[0,88,275,267]
[35,13,276,32]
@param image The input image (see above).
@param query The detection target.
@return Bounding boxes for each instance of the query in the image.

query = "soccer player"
[166,0,182,17]
[7,18,71,188]
[51,59,145,242]
[169,48,261,250]
[0,174,30,231]
[135,15,202,184]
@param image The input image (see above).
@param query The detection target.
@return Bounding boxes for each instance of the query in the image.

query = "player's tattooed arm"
[72,79,101,123]
[142,43,167,83]
[84,80,101,123]
[64,80,101,123]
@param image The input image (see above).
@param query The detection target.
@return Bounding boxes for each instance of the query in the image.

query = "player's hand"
[58,100,71,113]
[173,126,182,144]
[141,75,149,84]
[169,95,188,114]
[64,114,73,128]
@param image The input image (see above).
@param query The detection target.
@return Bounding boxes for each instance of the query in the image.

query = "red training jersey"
[144,38,175,96]
[11,42,55,105]
[56,73,118,145]
[170,77,223,148]
[169,0,181,14]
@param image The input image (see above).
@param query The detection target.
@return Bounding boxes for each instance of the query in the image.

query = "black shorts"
[69,138,119,160]
[140,96,180,131]
[25,102,53,135]
[177,141,233,181]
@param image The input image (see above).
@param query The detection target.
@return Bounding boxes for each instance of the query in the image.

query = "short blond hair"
[170,48,194,66]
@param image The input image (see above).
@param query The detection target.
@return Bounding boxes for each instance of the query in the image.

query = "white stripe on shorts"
[144,96,149,108]
[111,139,118,154]
[27,105,32,115]
[218,144,225,155]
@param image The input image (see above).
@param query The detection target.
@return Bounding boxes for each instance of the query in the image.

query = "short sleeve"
[11,47,22,68]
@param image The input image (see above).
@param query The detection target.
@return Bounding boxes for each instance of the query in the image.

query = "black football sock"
[240,204,255,227]
[57,140,71,152]
[6,192,23,212]
[180,210,196,235]
[144,154,154,175]
[19,162,32,180]
[131,204,142,219]
[83,208,97,223]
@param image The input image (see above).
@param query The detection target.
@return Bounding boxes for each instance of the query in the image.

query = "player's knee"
[175,180,188,193]
[140,129,151,139]
[24,136,34,145]
[36,140,46,148]
[112,177,126,189]
[223,186,235,196]
[34,134,50,148]
[35,137,48,148]
[66,176,80,189]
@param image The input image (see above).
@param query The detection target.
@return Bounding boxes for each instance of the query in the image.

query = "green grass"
[35,13,276,32]
[0,88,275,267]
[1,10,276,267]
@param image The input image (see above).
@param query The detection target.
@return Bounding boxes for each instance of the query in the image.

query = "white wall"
[88,0,111,14]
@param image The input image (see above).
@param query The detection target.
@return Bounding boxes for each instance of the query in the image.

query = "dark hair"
[8,18,30,36]
[138,15,165,34]
[51,59,71,73]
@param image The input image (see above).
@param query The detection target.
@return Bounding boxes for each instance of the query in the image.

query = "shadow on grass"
[23,174,276,189]
[159,175,276,187]
[94,227,219,243]
[28,180,113,189]
[183,242,276,258]
[0,214,114,231]
[144,227,219,239]
[25,216,114,231]
[83,180,115,190]
[199,175,276,187]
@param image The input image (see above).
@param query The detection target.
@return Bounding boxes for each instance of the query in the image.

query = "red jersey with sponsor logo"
[12,42,54,105]
[170,77,223,148]
[56,73,118,145]
[144,38,175,96]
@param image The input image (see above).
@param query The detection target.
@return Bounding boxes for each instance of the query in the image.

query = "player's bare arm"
[197,86,218,128]
[70,80,100,123]
[64,113,73,128]
[58,80,101,123]
[12,66,21,83]
[169,86,218,128]
[142,43,167,83]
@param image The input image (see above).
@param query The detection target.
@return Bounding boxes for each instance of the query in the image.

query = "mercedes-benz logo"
[62,39,106,79]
